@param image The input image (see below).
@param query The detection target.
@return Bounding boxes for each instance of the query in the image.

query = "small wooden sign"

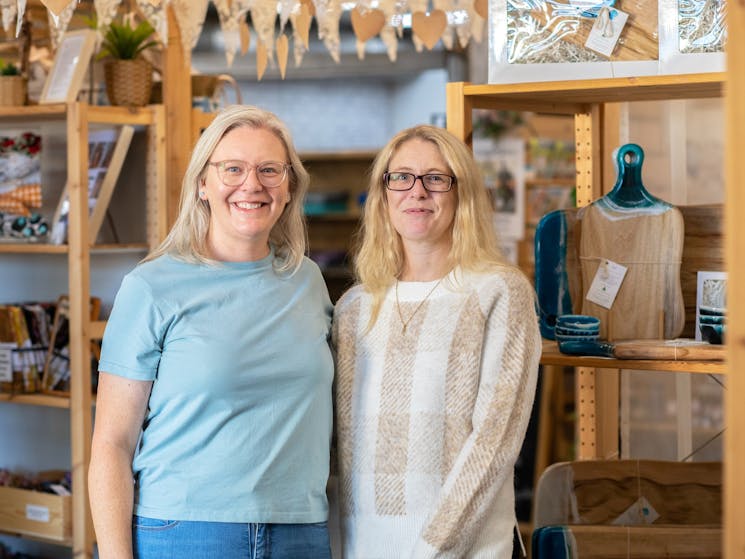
[351,7,385,43]
[412,10,447,50]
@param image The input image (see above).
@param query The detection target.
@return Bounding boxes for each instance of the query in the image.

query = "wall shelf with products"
[445,69,742,553]
[0,102,166,556]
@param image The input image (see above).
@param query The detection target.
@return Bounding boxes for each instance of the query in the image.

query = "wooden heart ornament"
[351,7,386,42]
[412,10,447,50]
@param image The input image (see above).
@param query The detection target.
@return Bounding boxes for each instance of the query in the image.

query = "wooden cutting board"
[578,144,685,340]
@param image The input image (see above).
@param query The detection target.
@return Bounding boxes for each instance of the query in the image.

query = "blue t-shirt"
[98,252,334,523]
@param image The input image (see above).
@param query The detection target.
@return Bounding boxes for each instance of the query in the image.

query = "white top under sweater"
[331,267,542,559]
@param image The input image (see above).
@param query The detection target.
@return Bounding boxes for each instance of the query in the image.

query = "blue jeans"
[132,515,331,559]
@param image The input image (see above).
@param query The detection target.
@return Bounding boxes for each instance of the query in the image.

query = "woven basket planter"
[104,58,153,107]
[0,76,26,106]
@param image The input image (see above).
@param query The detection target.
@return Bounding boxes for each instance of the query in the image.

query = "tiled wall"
[234,69,449,152]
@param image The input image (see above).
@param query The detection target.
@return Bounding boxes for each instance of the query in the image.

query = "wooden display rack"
[445,68,745,556]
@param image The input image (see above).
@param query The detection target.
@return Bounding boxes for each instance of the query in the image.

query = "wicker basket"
[104,58,153,107]
[0,76,26,106]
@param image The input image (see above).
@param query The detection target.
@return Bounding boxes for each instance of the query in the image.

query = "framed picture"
[49,125,134,244]
[40,29,97,104]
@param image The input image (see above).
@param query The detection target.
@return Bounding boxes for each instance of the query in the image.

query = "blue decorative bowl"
[556,314,601,331]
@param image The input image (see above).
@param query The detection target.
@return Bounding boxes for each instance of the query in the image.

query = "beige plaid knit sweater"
[331,267,541,559]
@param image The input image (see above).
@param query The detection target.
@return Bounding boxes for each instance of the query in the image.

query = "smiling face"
[201,126,291,262]
[386,137,457,255]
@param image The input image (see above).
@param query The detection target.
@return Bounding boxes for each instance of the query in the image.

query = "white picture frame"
[40,29,97,104]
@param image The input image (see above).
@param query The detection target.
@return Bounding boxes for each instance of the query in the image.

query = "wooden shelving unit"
[0,102,166,557]
[446,68,743,555]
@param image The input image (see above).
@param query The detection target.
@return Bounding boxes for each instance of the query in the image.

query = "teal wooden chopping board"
[578,144,685,340]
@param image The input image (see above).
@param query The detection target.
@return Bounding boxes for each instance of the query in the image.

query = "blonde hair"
[143,105,309,274]
[354,124,512,323]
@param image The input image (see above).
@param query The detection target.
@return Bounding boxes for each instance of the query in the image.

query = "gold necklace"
[395,278,444,334]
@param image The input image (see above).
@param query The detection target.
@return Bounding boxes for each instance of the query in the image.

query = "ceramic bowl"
[699,314,726,325]
[555,325,600,337]
[700,323,725,345]
[699,305,726,317]
[555,314,601,332]
[555,331,601,344]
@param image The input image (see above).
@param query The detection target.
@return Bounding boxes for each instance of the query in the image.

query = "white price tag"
[586,258,627,309]
[585,7,629,58]
[0,343,15,382]
[26,504,50,523]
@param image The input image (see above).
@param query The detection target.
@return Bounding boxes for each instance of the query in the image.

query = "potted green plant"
[0,58,26,106]
[98,19,159,107]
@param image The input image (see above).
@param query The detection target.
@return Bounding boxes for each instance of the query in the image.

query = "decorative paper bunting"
[15,0,26,37]
[314,0,342,62]
[46,0,76,50]
[351,7,385,42]
[1,0,16,34]
[214,0,247,66]
[239,20,250,54]
[29,0,486,80]
[136,0,168,43]
[251,0,279,63]
[411,10,447,50]
[256,40,267,80]
[171,0,209,55]
[94,0,123,34]
[276,34,289,78]
[473,0,487,19]
[39,0,70,16]
[289,2,311,66]
[407,0,428,51]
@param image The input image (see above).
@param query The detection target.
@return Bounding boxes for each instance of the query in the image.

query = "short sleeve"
[98,272,167,381]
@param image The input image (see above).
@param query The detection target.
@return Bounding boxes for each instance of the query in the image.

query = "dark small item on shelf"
[304,191,350,215]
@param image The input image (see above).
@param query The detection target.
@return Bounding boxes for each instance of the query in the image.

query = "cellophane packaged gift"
[504,0,658,63]
[677,0,726,53]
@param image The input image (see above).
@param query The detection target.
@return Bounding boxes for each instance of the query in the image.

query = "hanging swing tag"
[585,7,629,58]
[586,258,627,309]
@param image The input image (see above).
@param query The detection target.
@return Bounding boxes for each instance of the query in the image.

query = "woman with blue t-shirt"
[89,105,334,559]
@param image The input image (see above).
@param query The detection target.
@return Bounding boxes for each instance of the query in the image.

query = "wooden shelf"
[0,526,72,548]
[454,73,724,114]
[541,340,725,374]
[0,103,157,125]
[0,392,72,408]
[0,243,149,254]
[301,150,377,161]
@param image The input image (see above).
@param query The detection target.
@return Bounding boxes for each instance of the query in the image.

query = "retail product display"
[532,460,722,557]
[505,0,658,63]
[579,143,684,340]
[0,132,47,242]
[678,0,726,53]
[535,143,685,342]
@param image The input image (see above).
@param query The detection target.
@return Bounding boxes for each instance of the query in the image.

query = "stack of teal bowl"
[554,314,600,353]
[699,305,726,344]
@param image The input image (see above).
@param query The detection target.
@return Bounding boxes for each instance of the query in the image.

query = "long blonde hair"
[143,105,310,273]
[354,124,511,323]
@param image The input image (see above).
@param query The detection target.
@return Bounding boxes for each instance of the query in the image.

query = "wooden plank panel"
[445,82,473,147]
[65,103,93,559]
[724,0,745,555]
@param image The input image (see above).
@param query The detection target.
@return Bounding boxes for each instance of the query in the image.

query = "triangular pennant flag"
[256,40,268,80]
[1,0,17,34]
[276,34,288,78]
[136,0,168,43]
[170,0,209,55]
